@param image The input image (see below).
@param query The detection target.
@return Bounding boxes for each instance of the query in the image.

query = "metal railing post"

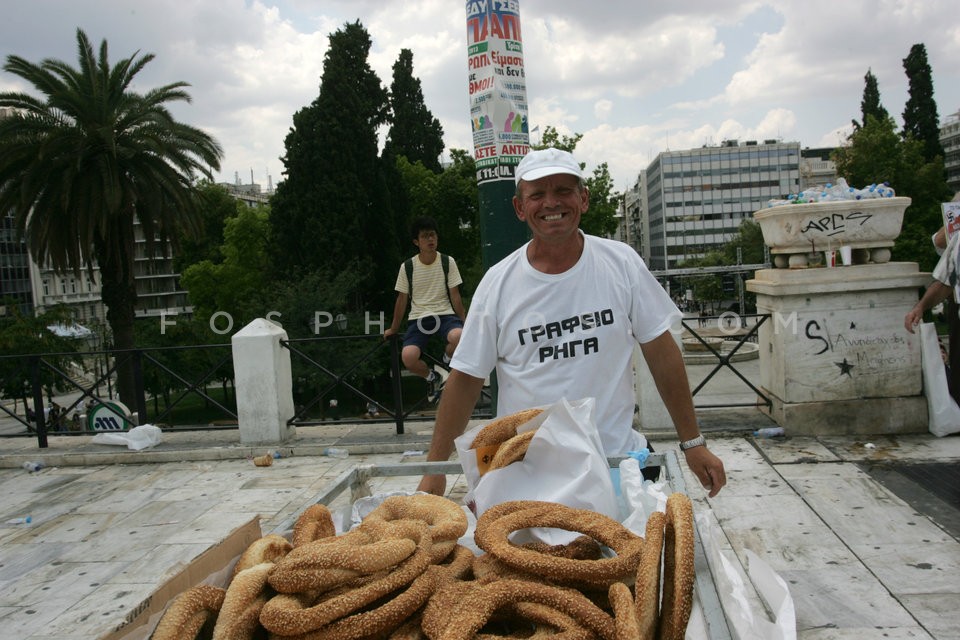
[30,356,47,448]
[132,349,147,425]
[389,337,405,435]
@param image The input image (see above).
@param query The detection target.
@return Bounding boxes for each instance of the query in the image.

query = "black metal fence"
[1,316,769,448]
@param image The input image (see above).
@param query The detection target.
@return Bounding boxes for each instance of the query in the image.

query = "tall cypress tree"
[853,69,888,130]
[270,21,400,309]
[902,43,944,163]
[384,49,445,173]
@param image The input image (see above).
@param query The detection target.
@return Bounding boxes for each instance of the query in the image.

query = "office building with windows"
[941,108,960,195]
[643,140,802,272]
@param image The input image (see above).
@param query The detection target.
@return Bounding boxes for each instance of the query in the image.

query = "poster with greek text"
[466,0,530,184]
[942,202,960,238]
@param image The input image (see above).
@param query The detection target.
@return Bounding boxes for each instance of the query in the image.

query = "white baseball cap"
[514,148,582,185]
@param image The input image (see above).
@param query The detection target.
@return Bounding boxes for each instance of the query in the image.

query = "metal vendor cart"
[273,450,735,640]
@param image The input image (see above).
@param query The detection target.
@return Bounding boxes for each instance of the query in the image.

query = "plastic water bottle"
[6,516,31,524]
[753,427,785,438]
[324,447,349,459]
[22,461,43,472]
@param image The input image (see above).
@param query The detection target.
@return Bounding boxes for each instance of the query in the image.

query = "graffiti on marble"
[800,210,874,237]
[804,318,907,376]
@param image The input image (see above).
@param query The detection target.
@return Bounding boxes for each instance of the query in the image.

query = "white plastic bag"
[455,397,618,543]
[919,322,960,437]
[90,424,163,451]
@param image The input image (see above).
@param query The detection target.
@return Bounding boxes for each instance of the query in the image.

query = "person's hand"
[682,446,726,498]
[383,327,397,340]
[416,474,446,496]
[904,306,923,333]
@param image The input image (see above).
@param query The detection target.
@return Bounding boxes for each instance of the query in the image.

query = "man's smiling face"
[513,174,589,243]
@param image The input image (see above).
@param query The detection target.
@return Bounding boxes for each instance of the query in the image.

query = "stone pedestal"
[231,318,296,445]
[746,262,931,435]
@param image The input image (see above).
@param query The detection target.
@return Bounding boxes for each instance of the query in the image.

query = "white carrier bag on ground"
[920,322,960,437]
[455,397,619,543]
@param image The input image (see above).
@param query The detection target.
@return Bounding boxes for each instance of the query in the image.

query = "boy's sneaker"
[426,370,441,403]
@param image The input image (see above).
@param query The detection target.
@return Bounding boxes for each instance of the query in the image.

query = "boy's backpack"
[404,253,452,306]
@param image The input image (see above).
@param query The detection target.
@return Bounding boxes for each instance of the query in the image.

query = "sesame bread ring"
[267,534,417,594]
[292,503,337,547]
[362,494,468,562]
[287,563,448,640]
[635,511,665,640]
[474,501,643,587]
[212,562,273,640]
[658,493,695,640]
[609,581,641,640]
[260,521,433,636]
[232,533,292,579]
[470,408,543,449]
[488,429,538,471]
[151,584,225,640]
[430,579,617,640]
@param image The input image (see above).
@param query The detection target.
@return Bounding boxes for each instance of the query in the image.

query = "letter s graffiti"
[805,320,829,355]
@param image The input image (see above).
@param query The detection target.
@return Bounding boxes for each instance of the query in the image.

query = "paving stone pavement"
[1,417,959,639]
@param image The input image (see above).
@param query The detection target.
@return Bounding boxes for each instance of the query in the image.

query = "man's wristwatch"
[679,434,706,451]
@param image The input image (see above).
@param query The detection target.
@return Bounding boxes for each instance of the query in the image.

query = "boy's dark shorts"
[402,314,464,351]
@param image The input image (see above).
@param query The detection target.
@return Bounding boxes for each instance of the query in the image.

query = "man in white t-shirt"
[416,148,726,498]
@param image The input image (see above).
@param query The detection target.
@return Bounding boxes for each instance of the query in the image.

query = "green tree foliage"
[175,182,240,271]
[833,113,950,272]
[133,315,235,423]
[535,126,582,152]
[853,69,889,130]
[532,126,619,237]
[0,305,79,419]
[680,252,725,313]
[181,205,272,328]
[384,49,444,173]
[582,162,619,238]
[269,21,400,311]
[902,43,944,163]
[0,29,222,407]
[720,218,766,266]
[266,267,386,417]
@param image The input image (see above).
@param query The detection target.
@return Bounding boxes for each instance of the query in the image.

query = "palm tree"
[0,29,222,408]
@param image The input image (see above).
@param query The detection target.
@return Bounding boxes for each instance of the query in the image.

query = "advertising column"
[466,0,530,269]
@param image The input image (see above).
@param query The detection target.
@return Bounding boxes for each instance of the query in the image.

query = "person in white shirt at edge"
[416,147,727,498]
[904,192,960,402]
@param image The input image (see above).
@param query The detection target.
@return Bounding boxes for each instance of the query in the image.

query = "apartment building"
[0,211,34,317]
[642,139,802,272]
[941,108,960,195]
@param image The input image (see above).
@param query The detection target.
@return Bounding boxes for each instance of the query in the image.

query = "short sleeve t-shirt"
[394,254,463,320]
[450,233,680,455]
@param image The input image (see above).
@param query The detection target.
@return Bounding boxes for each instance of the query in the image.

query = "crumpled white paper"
[90,424,163,451]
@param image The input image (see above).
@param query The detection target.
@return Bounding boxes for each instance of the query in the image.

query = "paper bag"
[455,397,618,543]
[919,322,960,437]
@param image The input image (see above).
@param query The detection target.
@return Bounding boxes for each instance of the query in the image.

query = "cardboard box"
[100,516,262,640]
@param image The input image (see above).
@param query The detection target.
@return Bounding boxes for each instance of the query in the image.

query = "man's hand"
[682,446,726,498]
[383,327,398,340]
[416,474,446,496]
[904,305,924,333]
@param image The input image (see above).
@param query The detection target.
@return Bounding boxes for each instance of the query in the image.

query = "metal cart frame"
[273,451,734,640]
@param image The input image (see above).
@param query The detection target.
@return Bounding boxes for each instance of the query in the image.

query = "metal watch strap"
[679,434,706,451]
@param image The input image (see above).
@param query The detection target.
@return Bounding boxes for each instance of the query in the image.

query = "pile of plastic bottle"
[766,178,896,207]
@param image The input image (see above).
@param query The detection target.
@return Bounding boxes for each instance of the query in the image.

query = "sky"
[1,0,959,191]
